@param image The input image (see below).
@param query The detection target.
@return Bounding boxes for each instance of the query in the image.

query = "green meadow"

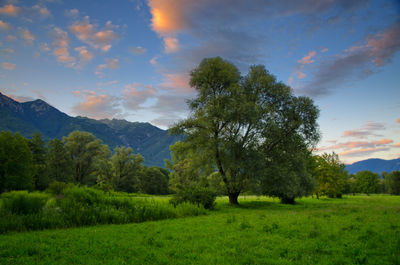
[1,195,399,265]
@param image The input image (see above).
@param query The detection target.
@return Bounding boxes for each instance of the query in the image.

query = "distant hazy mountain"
[346,158,400,174]
[0,92,181,167]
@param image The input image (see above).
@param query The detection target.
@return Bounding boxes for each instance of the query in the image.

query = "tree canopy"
[170,57,320,204]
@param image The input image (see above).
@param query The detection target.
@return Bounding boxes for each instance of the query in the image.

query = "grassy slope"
[1,195,399,265]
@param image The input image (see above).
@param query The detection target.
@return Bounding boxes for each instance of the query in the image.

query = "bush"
[1,191,50,215]
[45,181,74,195]
[170,185,216,209]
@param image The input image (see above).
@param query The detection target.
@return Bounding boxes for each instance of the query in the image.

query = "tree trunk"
[228,192,240,204]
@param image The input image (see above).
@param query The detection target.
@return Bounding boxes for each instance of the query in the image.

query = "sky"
[0,0,399,164]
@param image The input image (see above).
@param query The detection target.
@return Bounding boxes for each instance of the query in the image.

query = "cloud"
[159,72,192,93]
[39,43,50,52]
[69,18,119,52]
[106,58,120,69]
[97,80,118,87]
[75,46,94,64]
[321,47,328,53]
[122,83,157,110]
[0,4,20,16]
[298,51,316,65]
[2,62,16,70]
[18,28,35,45]
[342,121,385,139]
[32,5,51,18]
[0,20,12,30]
[320,138,393,151]
[1,47,15,54]
[396,118,400,124]
[50,27,75,67]
[65,8,79,17]
[72,91,121,119]
[6,35,16,41]
[394,142,400,148]
[129,46,147,55]
[339,147,389,157]
[300,21,400,97]
[163,37,179,53]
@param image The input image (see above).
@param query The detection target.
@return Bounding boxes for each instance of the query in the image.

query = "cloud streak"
[300,21,400,97]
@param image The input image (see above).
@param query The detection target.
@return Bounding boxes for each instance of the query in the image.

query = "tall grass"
[0,187,206,233]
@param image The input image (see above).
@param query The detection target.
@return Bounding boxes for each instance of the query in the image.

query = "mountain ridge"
[346,158,400,174]
[0,92,181,167]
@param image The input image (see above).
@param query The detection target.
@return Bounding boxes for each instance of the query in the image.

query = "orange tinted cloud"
[298,51,316,65]
[69,19,118,52]
[73,92,120,119]
[373,138,393,145]
[2,62,16,70]
[19,28,35,45]
[51,27,75,67]
[160,73,192,93]
[122,83,157,110]
[339,147,388,157]
[147,0,193,53]
[397,118,400,123]
[0,4,20,16]
[394,142,400,147]
[0,20,11,30]
[75,46,94,63]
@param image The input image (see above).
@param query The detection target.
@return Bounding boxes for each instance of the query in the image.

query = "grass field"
[0,195,399,264]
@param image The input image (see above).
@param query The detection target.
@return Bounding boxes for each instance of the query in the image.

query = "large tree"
[170,57,319,204]
[63,131,110,185]
[46,138,73,183]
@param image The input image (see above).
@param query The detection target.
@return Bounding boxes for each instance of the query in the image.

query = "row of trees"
[0,131,169,194]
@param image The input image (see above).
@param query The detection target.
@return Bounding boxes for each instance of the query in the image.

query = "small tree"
[385,171,400,195]
[354,170,380,195]
[314,152,348,198]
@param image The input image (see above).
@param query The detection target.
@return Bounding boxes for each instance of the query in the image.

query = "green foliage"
[385,171,400,195]
[110,146,143,193]
[46,138,73,183]
[63,131,110,185]
[139,167,169,195]
[354,170,380,195]
[1,191,50,215]
[314,152,348,198]
[0,186,206,233]
[0,131,34,192]
[170,57,319,204]
[170,185,216,209]
[28,132,50,190]
[45,181,74,196]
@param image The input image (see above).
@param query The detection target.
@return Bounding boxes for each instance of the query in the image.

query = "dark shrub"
[1,191,50,215]
[170,185,216,209]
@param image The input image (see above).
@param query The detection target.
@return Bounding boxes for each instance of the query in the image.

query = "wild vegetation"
[0,195,399,265]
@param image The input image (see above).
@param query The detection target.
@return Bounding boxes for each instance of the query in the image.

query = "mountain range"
[345,158,400,174]
[0,92,181,167]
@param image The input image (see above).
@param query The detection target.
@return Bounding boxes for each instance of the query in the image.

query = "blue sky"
[0,0,399,164]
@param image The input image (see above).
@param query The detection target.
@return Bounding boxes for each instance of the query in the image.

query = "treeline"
[0,130,169,195]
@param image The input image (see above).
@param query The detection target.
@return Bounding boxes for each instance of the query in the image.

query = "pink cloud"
[73,91,121,119]
[160,73,192,93]
[396,118,400,124]
[18,28,35,45]
[122,83,157,110]
[394,142,400,148]
[339,147,389,157]
[75,46,94,63]
[298,51,316,65]
[0,20,11,30]
[50,27,75,67]
[2,62,16,70]
[69,18,118,52]
[0,4,20,16]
